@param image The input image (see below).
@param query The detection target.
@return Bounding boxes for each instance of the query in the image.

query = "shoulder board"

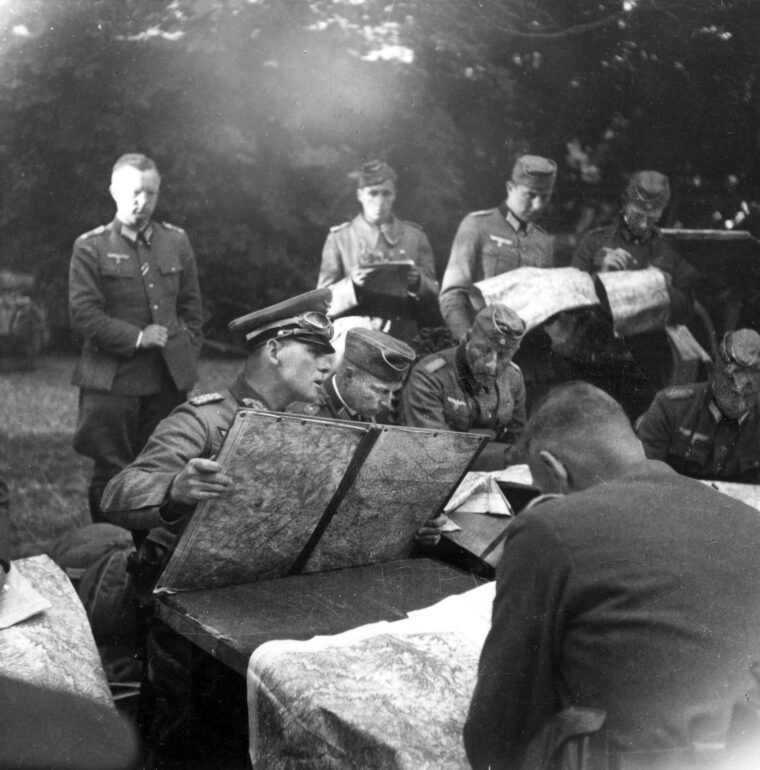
[663,385,696,401]
[402,220,424,232]
[509,361,522,373]
[79,224,108,240]
[532,223,548,234]
[470,209,494,217]
[424,357,447,374]
[189,392,226,406]
[158,221,186,233]
[329,221,351,233]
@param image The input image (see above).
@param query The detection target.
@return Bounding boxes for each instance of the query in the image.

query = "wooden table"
[155,558,484,676]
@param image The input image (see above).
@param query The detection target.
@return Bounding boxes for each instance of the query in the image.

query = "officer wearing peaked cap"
[100,289,334,765]
[439,154,557,341]
[637,328,760,482]
[402,303,527,470]
[317,159,440,347]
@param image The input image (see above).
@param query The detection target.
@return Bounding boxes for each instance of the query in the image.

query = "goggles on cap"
[246,311,334,345]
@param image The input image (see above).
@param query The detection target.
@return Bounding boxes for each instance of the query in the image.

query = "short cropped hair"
[111,153,159,179]
[524,381,633,456]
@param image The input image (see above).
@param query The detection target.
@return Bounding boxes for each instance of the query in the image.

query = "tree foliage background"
[2,0,760,344]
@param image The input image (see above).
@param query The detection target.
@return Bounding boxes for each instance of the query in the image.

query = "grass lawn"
[1,353,242,559]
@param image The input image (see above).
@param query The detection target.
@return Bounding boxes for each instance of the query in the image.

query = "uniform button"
[152,304,159,310]
[148,283,154,288]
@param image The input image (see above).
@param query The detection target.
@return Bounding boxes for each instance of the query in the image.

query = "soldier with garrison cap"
[290,327,415,423]
[101,289,334,766]
[439,154,557,341]
[69,153,204,522]
[402,303,527,470]
[637,328,760,482]
[317,159,439,346]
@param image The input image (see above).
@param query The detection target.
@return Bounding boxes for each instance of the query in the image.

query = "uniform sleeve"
[499,368,527,453]
[68,239,142,356]
[464,515,571,770]
[571,230,605,273]
[400,363,449,429]
[635,392,675,461]
[439,215,481,340]
[412,229,440,302]
[317,232,358,317]
[101,406,208,531]
[176,232,204,345]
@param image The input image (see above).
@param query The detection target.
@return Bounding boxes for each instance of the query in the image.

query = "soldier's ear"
[265,338,282,366]
[538,450,570,495]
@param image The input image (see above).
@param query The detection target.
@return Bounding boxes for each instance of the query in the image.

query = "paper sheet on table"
[0,566,50,629]
[700,480,760,512]
[444,473,514,516]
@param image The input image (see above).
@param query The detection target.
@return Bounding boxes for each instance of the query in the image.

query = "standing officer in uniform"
[317,160,439,347]
[572,169,700,390]
[402,304,527,469]
[101,289,334,769]
[637,328,760,481]
[439,155,557,341]
[69,153,203,522]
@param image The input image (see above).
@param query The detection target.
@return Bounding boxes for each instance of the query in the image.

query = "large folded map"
[156,410,486,593]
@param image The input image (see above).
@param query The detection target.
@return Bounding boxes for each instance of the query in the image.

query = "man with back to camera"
[637,328,760,481]
[401,303,527,469]
[317,159,439,346]
[100,289,335,768]
[69,153,203,523]
[464,381,760,770]
[438,154,557,341]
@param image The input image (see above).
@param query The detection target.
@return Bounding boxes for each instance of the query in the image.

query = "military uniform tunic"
[636,381,760,481]
[571,220,698,325]
[101,375,266,533]
[317,213,439,343]
[69,218,203,395]
[401,342,526,447]
[439,203,554,340]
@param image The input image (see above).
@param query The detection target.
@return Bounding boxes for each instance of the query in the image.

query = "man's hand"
[169,458,233,506]
[139,324,169,349]
[350,265,375,288]
[415,513,447,548]
[599,247,632,272]
[406,265,421,293]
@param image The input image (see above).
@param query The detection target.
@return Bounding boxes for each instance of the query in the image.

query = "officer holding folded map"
[317,160,439,345]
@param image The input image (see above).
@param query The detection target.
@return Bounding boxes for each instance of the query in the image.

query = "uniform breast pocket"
[482,241,513,278]
[99,254,137,280]
[158,257,183,291]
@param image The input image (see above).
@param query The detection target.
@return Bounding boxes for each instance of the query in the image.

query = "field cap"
[472,304,526,352]
[718,329,760,370]
[624,170,671,211]
[511,154,557,193]
[344,328,415,383]
[228,288,335,353]
[349,160,398,188]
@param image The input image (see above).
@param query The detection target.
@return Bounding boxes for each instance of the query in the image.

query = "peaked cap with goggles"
[228,288,335,353]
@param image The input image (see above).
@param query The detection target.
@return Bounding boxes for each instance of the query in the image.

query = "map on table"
[156,410,486,593]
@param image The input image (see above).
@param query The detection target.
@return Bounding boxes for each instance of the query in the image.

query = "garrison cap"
[472,304,526,351]
[343,328,415,383]
[228,289,335,353]
[718,329,760,370]
[624,170,671,211]
[349,160,398,188]
[510,154,557,193]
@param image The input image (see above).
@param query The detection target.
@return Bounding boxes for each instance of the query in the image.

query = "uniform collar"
[328,374,361,419]
[707,387,751,426]
[500,202,532,234]
[228,374,270,410]
[113,217,153,246]
[619,216,659,245]
[355,213,402,247]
